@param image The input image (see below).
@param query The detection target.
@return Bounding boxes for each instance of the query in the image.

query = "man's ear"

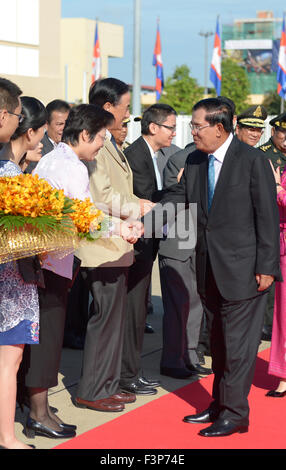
[0,110,7,129]
[148,122,157,136]
[103,102,112,113]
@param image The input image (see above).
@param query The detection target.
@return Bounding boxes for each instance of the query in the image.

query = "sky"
[61,0,283,88]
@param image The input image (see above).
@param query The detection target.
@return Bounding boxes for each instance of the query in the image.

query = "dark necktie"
[208,154,215,211]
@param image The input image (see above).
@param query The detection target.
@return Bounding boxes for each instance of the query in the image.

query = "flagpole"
[199,31,213,96]
[132,0,141,116]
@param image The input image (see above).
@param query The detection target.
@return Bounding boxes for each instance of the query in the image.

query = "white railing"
[127,114,275,149]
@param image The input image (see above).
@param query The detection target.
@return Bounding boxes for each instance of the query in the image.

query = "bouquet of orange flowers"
[0,173,108,263]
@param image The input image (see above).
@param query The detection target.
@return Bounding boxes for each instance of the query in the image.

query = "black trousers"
[120,258,154,384]
[21,269,70,389]
[202,261,268,426]
[77,266,128,401]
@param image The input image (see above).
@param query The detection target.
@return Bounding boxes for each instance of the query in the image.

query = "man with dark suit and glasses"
[120,104,177,395]
[154,98,280,437]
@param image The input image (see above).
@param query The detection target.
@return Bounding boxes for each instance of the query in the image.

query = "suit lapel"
[105,138,129,173]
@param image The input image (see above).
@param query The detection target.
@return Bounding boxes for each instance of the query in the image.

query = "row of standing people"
[1,73,286,447]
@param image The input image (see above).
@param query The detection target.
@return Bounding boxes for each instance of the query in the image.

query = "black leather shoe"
[145,322,155,334]
[183,408,218,424]
[199,419,248,437]
[266,389,286,397]
[59,422,77,431]
[186,363,212,375]
[24,416,76,439]
[120,381,157,395]
[160,366,197,379]
[138,376,161,387]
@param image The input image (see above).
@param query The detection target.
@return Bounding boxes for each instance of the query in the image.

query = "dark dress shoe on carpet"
[160,366,196,379]
[24,416,76,439]
[199,419,248,437]
[109,392,136,403]
[266,389,286,397]
[120,381,158,395]
[145,322,155,334]
[183,408,218,424]
[138,376,161,387]
[186,363,212,375]
[74,397,124,412]
[59,422,77,431]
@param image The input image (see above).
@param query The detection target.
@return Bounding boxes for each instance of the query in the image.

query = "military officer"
[235,105,267,147]
[260,112,286,174]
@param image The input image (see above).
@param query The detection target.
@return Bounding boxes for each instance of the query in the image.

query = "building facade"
[60,18,124,103]
[222,11,282,103]
[0,0,62,104]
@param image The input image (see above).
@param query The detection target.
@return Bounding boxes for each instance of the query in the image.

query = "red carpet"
[55,349,285,450]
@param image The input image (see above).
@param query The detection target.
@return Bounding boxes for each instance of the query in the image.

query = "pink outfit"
[268,170,286,379]
[33,142,92,280]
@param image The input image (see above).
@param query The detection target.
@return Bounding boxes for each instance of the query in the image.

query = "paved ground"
[14,260,270,450]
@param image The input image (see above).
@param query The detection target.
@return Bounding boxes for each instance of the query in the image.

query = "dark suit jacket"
[159,136,281,301]
[124,136,164,259]
[158,143,196,261]
[157,143,181,181]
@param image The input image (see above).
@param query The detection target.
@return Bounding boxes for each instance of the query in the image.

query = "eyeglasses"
[189,123,210,133]
[153,122,176,133]
[8,111,25,123]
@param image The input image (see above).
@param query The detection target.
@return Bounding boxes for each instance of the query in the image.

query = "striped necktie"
[208,154,215,211]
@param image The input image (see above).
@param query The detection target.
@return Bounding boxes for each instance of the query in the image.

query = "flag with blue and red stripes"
[277,13,286,99]
[210,17,221,96]
[91,22,101,83]
[153,22,164,101]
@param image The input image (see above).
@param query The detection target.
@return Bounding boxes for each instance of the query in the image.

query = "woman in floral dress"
[0,96,47,449]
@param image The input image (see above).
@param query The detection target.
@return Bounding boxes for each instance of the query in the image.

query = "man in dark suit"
[120,104,177,395]
[155,98,280,436]
[158,143,212,379]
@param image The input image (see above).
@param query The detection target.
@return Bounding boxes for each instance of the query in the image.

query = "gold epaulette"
[260,144,271,152]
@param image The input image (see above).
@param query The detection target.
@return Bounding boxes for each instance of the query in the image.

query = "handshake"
[119,198,155,244]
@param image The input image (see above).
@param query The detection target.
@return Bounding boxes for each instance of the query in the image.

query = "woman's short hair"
[141,104,177,135]
[89,78,129,107]
[193,98,234,133]
[11,96,47,140]
[62,104,114,146]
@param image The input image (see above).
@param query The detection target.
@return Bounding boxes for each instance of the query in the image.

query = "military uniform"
[260,113,286,175]
[260,138,286,174]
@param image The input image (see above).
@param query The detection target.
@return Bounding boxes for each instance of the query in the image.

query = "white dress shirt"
[143,138,162,190]
[34,142,92,279]
[209,133,233,188]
